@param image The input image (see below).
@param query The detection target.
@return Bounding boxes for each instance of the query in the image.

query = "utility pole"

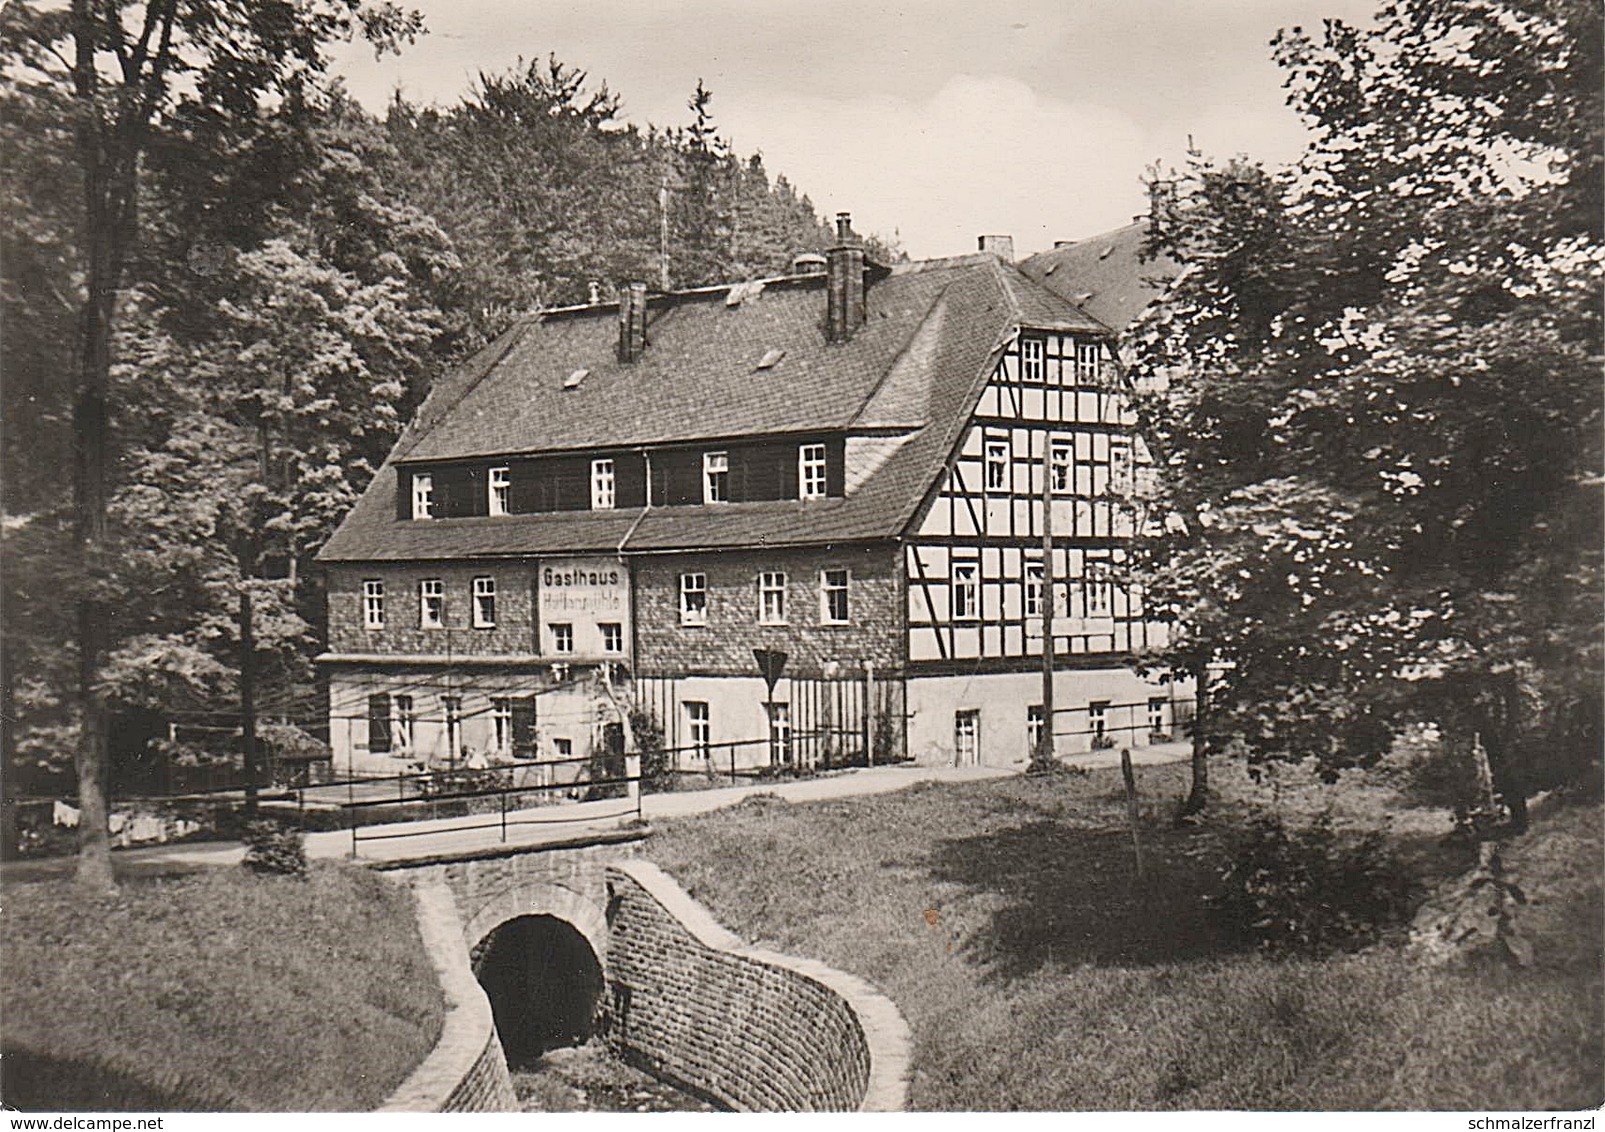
[1032,433,1057,772]
[658,176,672,291]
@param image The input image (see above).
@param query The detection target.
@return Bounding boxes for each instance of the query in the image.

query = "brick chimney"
[978,234,1015,261]
[826,212,866,343]
[617,281,648,362]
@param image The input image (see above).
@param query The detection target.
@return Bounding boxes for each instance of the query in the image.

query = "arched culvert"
[470,914,604,1067]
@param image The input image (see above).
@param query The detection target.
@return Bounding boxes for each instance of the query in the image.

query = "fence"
[1050,695,1197,751]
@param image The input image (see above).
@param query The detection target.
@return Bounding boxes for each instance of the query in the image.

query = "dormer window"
[703,452,729,503]
[411,473,435,520]
[591,459,616,510]
[799,444,827,499]
[1020,337,1045,382]
[488,467,510,516]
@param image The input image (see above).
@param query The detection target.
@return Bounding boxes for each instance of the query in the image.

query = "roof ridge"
[391,319,535,464]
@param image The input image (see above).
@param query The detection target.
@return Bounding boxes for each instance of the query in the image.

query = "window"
[757,571,787,624]
[703,452,729,503]
[1088,701,1109,742]
[820,568,850,624]
[1020,336,1045,382]
[679,573,708,625]
[984,440,1009,492]
[1024,562,1044,618]
[1076,339,1101,382]
[799,444,828,499]
[1148,698,1167,738]
[472,576,496,628]
[411,473,435,520]
[1110,441,1133,493]
[363,579,385,629]
[549,623,573,654]
[952,562,979,621]
[492,697,512,755]
[367,694,391,753]
[552,737,573,760]
[954,709,980,766]
[419,579,444,628]
[591,459,616,510]
[443,696,462,761]
[1050,439,1073,494]
[1027,704,1045,757]
[685,701,711,756]
[600,622,623,654]
[488,466,510,516]
[1084,565,1112,616]
[767,702,792,765]
[393,694,415,751]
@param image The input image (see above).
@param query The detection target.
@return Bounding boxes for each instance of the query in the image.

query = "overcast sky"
[328,0,1379,260]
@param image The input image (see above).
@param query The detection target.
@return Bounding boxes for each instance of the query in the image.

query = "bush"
[241,820,307,878]
[1212,809,1415,956]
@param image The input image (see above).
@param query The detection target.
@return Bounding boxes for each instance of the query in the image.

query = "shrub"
[629,705,672,791]
[1212,809,1415,956]
[241,820,307,878]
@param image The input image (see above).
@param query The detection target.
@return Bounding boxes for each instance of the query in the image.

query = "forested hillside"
[0,8,877,799]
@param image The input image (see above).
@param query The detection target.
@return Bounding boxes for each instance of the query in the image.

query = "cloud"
[720,74,1151,259]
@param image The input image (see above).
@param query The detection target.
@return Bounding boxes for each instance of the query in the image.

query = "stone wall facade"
[604,860,910,1112]
[328,563,539,658]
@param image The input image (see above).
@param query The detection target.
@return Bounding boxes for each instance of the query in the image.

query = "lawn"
[648,761,1604,1111]
[1,861,443,1111]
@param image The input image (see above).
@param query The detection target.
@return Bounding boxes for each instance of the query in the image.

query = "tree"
[1129,0,1601,828]
[1,0,422,887]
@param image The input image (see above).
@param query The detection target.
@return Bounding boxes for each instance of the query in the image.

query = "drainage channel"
[510,1042,716,1112]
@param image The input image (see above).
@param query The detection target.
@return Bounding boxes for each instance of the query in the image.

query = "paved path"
[6,746,1188,877]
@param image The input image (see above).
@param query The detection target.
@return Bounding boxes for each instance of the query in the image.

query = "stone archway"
[462,882,608,969]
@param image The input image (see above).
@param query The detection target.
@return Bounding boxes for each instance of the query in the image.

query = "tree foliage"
[1130,0,1602,824]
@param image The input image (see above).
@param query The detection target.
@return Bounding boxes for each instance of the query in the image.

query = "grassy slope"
[648,764,1603,1111]
[2,863,443,1111]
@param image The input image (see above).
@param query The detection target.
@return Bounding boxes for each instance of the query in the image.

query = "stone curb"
[377,879,516,1112]
[609,859,913,1112]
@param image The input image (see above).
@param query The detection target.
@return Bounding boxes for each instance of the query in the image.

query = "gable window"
[952,562,979,621]
[820,568,850,624]
[549,623,573,654]
[679,573,708,625]
[492,697,512,754]
[419,579,444,629]
[1051,439,1073,494]
[984,440,1009,492]
[600,622,623,654]
[1024,562,1043,618]
[411,473,435,520]
[799,444,828,499]
[757,571,787,625]
[1076,340,1101,382]
[488,466,510,515]
[703,452,729,503]
[1020,336,1045,382]
[591,459,616,510]
[472,576,496,628]
[363,579,385,629]
[393,694,415,751]
[685,701,711,756]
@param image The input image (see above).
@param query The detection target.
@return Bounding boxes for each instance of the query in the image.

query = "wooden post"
[1121,747,1146,883]
[864,660,876,767]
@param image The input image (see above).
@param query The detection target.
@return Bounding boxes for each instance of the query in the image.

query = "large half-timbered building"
[317,217,1184,773]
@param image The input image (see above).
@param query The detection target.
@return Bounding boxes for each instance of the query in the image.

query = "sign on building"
[537,558,631,658]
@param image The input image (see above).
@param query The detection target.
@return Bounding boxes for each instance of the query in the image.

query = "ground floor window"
[492,697,512,754]
[1148,697,1167,740]
[767,702,792,765]
[684,701,711,758]
[393,694,415,751]
[1027,704,1045,759]
[1088,700,1109,746]
[552,737,574,761]
[443,695,462,762]
[955,709,980,766]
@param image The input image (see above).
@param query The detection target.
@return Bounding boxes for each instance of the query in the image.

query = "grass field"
[1,862,443,1111]
[648,761,1604,1111]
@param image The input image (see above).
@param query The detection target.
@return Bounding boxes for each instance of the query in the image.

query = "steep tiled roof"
[1017,221,1178,333]
[319,254,1101,563]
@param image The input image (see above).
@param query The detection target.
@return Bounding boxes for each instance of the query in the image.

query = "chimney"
[826,212,866,343]
[978,234,1015,262]
[617,281,648,363]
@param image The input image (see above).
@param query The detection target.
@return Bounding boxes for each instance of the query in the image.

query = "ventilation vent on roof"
[563,368,590,390]
[1075,292,1095,305]
[1099,245,1115,260]
[755,348,786,371]
[1044,263,1058,275]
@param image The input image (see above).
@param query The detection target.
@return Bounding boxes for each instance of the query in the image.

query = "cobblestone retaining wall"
[378,880,517,1113]
[604,860,910,1112]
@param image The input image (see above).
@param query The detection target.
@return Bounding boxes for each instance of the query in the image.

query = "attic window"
[563,368,589,390]
[755,348,786,371]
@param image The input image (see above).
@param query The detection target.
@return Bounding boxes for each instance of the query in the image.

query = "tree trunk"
[1180,661,1209,817]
